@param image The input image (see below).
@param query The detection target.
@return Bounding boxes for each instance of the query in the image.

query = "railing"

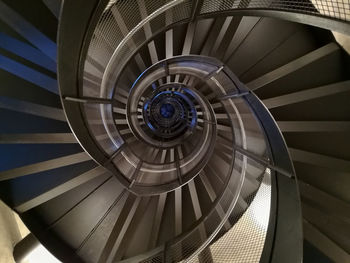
[197,0,350,35]
[200,0,350,22]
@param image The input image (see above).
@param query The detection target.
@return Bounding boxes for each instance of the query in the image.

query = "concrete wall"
[0,201,29,263]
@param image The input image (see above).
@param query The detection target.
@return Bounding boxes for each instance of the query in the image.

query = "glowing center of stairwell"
[160,103,175,118]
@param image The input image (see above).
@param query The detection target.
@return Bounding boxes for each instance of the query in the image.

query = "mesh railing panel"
[200,0,350,21]
[140,252,164,263]
[161,151,247,262]
[187,168,272,263]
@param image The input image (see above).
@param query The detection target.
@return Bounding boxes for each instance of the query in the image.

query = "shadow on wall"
[0,201,60,263]
[0,200,28,263]
[304,240,333,263]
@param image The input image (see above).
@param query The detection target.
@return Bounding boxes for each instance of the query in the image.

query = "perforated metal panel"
[200,0,350,21]
[204,169,271,263]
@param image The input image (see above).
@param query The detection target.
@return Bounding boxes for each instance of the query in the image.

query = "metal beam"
[160,149,167,164]
[0,96,65,121]
[149,193,167,249]
[136,0,161,76]
[212,16,234,56]
[199,172,216,201]
[0,152,91,181]
[223,17,261,62]
[0,133,76,144]
[42,0,62,18]
[174,188,182,236]
[218,91,250,100]
[115,95,128,105]
[111,5,147,73]
[137,0,152,39]
[106,197,141,263]
[188,180,202,220]
[49,175,113,228]
[113,107,126,115]
[190,0,203,21]
[115,119,128,125]
[303,219,350,263]
[204,65,224,81]
[15,166,108,213]
[201,17,226,56]
[0,32,56,72]
[110,6,134,46]
[302,200,350,247]
[64,96,112,104]
[0,54,58,94]
[188,179,213,262]
[199,171,231,230]
[165,29,173,59]
[278,121,350,132]
[165,8,173,82]
[233,144,294,178]
[182,22,197,55]
[175,148,182,184]
[77,190,127,252]
[97,194,134,263]
[86,55,104,73]
[112,198,150,261]
[299,180,350,221]
[0,1,57,61]
[263,81,350,109]
[289,148,350,173]
[246,43,339,91]
[205,162,225,186]
[129,161,143,188]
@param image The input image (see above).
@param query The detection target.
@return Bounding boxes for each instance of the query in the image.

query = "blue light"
[160,103,175,118]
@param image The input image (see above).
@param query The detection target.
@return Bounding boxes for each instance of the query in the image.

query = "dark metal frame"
[223,66,303,263]
[58,0,111,167]
[244,92,303,263]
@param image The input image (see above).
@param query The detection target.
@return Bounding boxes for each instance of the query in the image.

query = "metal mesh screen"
[204,169,271,263]
[182,166,271,263]
[159,151,246,262]
[200,0,350,21]
[140,252,164,263]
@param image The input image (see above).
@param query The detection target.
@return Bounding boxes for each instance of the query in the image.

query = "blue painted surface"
[0,144,83,172]
[0,54,58,94]
[0,109,68,133]
[0,161,96,207]
[0,32,56,72]
[0,1,57,61]
[160,103,175,118]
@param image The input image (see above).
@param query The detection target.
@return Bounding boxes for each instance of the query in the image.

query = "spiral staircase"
[0,0,349,262]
